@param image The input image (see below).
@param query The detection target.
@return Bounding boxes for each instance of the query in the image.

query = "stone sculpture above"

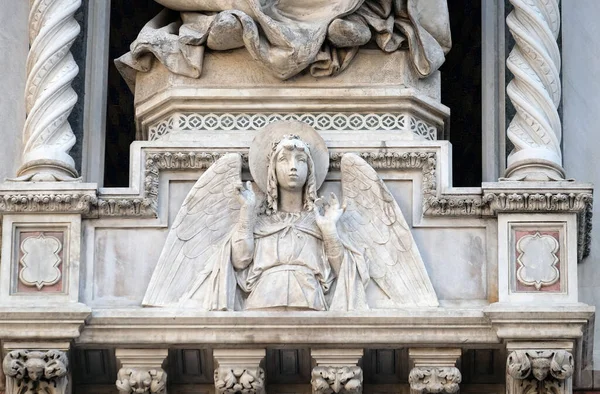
[143,121,438,311]
[116,0,451,88]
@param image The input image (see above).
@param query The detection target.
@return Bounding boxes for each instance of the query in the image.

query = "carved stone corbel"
[115,349,168,394]
[310,349,363,394]
[408,348,462,394]
[213,349,266,394]
[2,349,69,394]
[506,349,574,394]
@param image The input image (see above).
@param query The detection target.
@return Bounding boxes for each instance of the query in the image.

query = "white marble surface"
[0,1,27,181]
[563,1,600,368]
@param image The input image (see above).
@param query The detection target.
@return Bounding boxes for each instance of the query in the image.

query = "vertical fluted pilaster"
[505,0,564,181]
[15,0,81,181]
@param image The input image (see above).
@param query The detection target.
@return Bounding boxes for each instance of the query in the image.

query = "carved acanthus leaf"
[115,368,167,394]
[408,366,461,394]
[311,366,363,394]
[507,350,573,382]
[214,367,265,394]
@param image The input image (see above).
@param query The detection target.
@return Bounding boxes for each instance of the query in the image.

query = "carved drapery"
[505,0,563,181]
[2,350,69,394]
[506,350,574,394]
[16,0,81,181]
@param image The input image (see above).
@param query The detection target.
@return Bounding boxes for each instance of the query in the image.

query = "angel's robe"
[233,211,369,311]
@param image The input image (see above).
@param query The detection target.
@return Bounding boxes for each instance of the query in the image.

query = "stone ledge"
[0,303,91,340]
[71,305,593,347]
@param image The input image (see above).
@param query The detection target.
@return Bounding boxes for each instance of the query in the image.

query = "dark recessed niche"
[440,1,483,187]
[104,0,164,187]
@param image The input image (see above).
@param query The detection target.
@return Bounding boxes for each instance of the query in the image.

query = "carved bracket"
[311,366,362,394]
[506,350,573,394]
[2,350,69,394]
[116,368,166,394]
[213,349,266,394]
[408,366,461,394]
[214,367,265,394]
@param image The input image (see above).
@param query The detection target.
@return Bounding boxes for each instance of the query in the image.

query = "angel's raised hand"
[235,181,256,208]
[314,192,346,233]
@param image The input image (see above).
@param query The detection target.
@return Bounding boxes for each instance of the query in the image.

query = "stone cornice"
[0,304,91,340]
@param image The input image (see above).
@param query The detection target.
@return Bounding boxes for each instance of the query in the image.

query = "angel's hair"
[264,135,317,215]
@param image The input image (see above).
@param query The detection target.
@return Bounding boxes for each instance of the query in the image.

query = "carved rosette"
[214,367,265,394]
[506,350,573,394]
[115,368,167,394]
[16,0,82,181]
[505,0,563,181]
[311,366,363,394]
[408,367,461,394]
[2,350,69,394]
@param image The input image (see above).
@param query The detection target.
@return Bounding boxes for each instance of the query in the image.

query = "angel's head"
[265,135,317,215]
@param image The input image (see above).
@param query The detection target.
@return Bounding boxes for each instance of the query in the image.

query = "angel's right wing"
[142,153,242,308]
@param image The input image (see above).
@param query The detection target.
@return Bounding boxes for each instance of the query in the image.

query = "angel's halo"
[249,120,329,193]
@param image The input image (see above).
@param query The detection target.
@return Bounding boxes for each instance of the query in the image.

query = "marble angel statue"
[143,121,438,311]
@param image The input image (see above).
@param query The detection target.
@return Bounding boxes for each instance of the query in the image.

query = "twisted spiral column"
[16,0,82,181]
[505,0,563,181]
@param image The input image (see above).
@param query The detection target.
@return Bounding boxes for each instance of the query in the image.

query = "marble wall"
[0,2,27,181]
[562,1,600,370]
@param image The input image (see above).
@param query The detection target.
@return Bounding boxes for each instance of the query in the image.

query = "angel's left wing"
[339,153,438,308]
[142,153,242,309]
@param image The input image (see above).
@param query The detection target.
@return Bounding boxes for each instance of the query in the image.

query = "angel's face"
[275,139,309,192]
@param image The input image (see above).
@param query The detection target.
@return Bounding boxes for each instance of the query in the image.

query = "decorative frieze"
[506,349,573,394]
[2,349,69,394]
[15,0,82,181]
[0,192,97,216]
[213,349,266,394]
[147,112,438,142]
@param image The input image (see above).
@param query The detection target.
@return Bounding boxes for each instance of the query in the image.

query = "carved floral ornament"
[2,350,69,394]
[311,366,363,394]
[408,367,461,394]
[214,367,265,394]
[116,368,167,394]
